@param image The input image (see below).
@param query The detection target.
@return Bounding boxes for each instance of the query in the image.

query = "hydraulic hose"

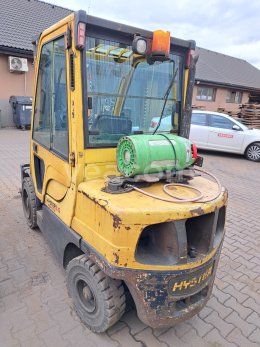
[127,168,222,204]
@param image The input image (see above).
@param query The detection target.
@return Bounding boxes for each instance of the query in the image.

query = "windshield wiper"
[153,68,178,135]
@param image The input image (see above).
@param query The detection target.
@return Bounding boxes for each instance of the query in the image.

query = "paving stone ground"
[0,128,259,347]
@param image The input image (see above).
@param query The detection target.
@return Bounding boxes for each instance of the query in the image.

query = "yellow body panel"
[72,175,227,270]
[46,179,68,201]
[183,68,189,106]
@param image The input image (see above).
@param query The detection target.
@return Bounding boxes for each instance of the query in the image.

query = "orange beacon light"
[151,30,170,60]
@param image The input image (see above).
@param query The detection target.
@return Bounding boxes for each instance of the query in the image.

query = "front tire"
[22,177,38,229]
[66,255,126,332]
[245,142,260,162]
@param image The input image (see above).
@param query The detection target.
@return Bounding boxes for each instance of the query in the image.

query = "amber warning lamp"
[151,30,170,61]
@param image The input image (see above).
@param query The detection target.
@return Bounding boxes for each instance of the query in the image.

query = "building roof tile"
[0,0,72,52]
[195,47,260,91]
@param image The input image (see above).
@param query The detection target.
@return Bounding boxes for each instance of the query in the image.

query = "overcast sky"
[50,0,260,69]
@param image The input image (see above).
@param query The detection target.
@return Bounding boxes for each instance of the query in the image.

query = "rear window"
[191,113,207,126]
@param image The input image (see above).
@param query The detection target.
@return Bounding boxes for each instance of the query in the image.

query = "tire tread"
[22,177,38,229]
[245,142,260,162]
[66,254,126,332]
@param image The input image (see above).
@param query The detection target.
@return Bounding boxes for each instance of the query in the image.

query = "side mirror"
[232,124,241,131]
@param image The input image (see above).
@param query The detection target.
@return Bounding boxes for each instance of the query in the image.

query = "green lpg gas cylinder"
[117,134,195,177]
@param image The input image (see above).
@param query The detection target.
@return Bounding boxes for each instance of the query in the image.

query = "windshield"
[85,36,183,146]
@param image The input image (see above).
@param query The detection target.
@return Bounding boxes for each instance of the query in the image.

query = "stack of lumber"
[239,104,260,128]
[217,108,238,117]
[227,110,239,117]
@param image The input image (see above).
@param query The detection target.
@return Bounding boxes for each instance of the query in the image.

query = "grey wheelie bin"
[9,96,32,129]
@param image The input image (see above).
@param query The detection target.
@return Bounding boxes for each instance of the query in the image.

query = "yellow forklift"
[21,10,227,332]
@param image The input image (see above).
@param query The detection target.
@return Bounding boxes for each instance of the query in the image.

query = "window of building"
[196,87,216,101]
[226,90,242,103]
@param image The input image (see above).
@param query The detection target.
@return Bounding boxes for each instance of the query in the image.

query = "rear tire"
[66,255,126,333]
[22,177,38,229]
[245,142,260,162]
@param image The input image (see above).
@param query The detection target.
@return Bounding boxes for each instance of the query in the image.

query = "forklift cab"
[21,11,227,333]
[29,11,195,223]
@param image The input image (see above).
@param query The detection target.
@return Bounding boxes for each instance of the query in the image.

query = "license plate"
[168,262,214,296]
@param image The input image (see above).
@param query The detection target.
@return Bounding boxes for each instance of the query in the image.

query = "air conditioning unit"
[9,56,28,73]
